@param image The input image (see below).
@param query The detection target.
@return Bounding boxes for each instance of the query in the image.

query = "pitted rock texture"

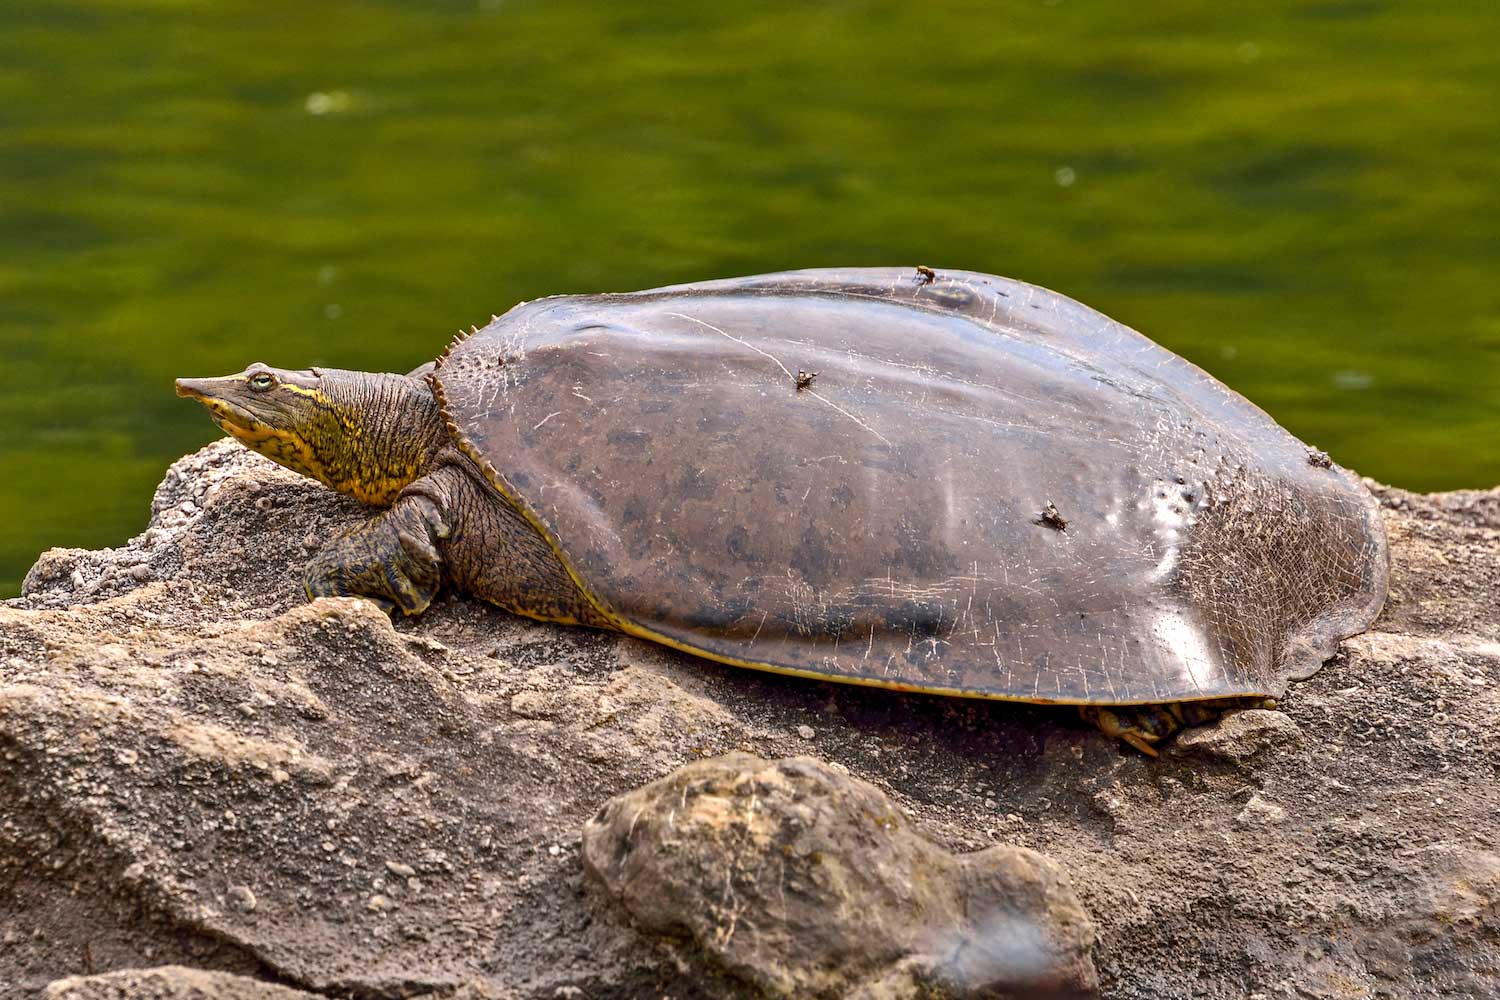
[581,753,1096,998]
[45,966,320,1000]
[2,439,1498,999]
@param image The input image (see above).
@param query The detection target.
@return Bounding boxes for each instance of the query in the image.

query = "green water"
[2,1,1497,597]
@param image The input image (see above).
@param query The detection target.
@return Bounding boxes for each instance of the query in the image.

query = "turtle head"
[176,363,441,505]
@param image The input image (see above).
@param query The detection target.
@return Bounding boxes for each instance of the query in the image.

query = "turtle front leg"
[305,492,451,615]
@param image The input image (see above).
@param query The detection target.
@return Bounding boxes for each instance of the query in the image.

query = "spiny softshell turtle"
[176,267,1390,753]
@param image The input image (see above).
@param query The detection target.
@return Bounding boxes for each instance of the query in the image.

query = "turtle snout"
[175,377,209,399]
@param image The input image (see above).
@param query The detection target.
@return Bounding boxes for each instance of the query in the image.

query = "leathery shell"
[433,268,1389,705]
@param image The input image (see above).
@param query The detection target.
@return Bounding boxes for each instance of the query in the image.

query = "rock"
[1,443,1497,999]
[582,753,1096,998]
[1174,708,1305,761]
[226,885,257,913]
[46,966,320,999]
[1233,794,1287,828]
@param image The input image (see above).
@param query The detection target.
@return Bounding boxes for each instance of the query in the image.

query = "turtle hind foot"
[304,494,451,615]
[1078,705,1178,756]
[1079,698,1276,756]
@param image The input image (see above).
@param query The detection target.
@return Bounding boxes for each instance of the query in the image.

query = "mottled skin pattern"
[175,364,607,627]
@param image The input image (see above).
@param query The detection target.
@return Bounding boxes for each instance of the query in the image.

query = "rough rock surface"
[581,753,1096,998]
[2,439,1498,999]
[45,966,320,999]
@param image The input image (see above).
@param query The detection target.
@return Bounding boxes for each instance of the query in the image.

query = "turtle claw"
[1119,731,1160,757]
[1078,704,1179,756]
[303,495,448,616]
[312,586,397,616]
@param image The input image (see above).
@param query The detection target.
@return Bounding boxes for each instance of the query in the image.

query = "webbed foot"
[304,494,450,615]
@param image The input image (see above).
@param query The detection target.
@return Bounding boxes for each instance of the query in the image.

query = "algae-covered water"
[2,1,1497,596]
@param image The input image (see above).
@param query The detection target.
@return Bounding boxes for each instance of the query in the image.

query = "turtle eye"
[248,372,277,391]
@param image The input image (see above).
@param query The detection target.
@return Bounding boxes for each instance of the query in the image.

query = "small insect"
[1307,448,1332,469]
[795,369,819,391]
[915,265,936,285]
[1038,501,1068,531]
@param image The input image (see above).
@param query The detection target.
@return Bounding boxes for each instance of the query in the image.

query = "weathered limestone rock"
[1173,708,1306,761]
[582,753,1096,998]
[1,440,1497,999]
[45,966,320,1000]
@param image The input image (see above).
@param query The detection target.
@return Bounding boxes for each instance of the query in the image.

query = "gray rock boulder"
[581,753,1096,998]
[1173,708,1305,761]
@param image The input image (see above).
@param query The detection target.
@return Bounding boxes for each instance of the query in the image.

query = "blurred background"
[2,0,1497,596]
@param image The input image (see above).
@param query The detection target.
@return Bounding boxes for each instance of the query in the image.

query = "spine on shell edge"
[432,322,476,372]
[432,309,506,372]
[427,359,466,449]
[429,305,512,439]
